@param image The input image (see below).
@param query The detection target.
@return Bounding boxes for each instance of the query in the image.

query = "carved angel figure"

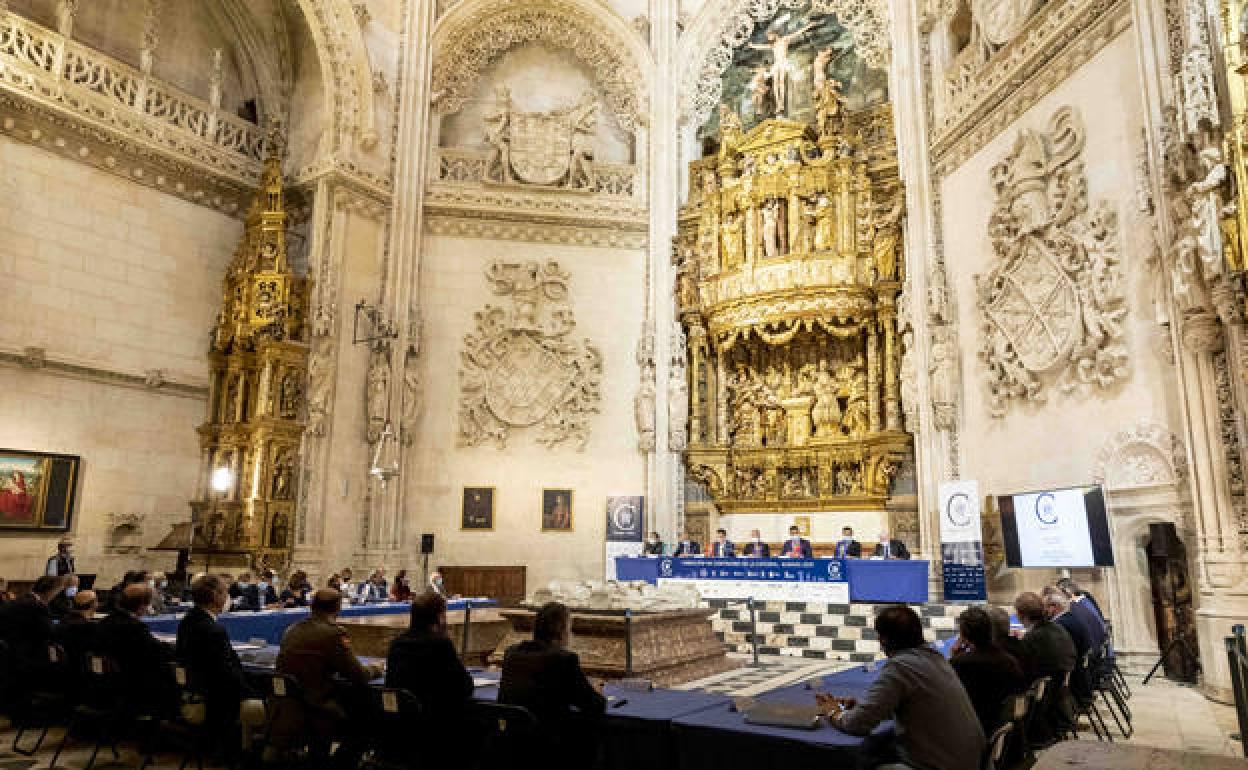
[872,196,904,281]
[366,347,389,442]
[811,360,841,438]
[484,86,513,183]
[813,195,836,252]
[634,374,656,452]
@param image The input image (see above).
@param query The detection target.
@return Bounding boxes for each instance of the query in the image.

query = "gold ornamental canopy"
[676,97,909,514]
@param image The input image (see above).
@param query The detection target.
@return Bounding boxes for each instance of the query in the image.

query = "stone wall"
[0,136,237,582]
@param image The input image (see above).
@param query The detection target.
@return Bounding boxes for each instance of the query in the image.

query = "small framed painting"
[542,488,574,532]
[461,487,495,530]
[793,515,812,538]
[0,449,80,532]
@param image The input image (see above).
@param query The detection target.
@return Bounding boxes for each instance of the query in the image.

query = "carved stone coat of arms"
[459,261,603,449]
[976,108,1127,417]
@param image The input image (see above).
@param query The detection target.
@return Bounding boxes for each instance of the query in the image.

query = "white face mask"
[65,586,78,598]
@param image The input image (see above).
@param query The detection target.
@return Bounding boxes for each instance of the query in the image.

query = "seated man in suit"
[275,589,383,769]
[1043,586,1093,702]
[834,526,862,559]
[673,531,701,557]
[386,592,473,758]
[780,525,813,558]
[0,576,63,689]
[709,528,735,558]
[950,606,1026,735]
[873,529,911,560]
[177,574,265,758]
[48,574,79,619]
[743,529,770,558]
[643,532,665,556]
[499,602,605,767]
[1016,591,1076,745]
[95,582,178,718]
[54,589,98,692]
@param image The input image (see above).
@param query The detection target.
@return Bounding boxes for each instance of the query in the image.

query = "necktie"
[883,543,890,559]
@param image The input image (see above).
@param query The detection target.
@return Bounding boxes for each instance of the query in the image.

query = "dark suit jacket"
[1022,620,1076,680]
[385,630,472,722]
[673,540,701,557]
[176,606,255,722]
[709,540,736,558]
[53,611,97,674]
[780,537,813,558]
[834,539,862,559]
[0,594,55,669]
[951,646,1026,734]
[873,539,911,559]
[498,640,606,730]
[1000,635,1036,683]
[95,609,177,716]
[743,541,771,558]
[1055,611,1093,697]
[643,540,665,556]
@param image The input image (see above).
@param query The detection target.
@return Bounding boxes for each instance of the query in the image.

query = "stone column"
[882,300,901,431]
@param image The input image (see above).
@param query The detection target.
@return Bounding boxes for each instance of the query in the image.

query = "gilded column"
[883,304,901,431]
[717,347,729,445]
[866,325,880,434]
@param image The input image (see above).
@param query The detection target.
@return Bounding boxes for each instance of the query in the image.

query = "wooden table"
[1036,741,1247,769]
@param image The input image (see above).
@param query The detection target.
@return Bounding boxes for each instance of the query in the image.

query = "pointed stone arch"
[430,0,652,134]
[294,0,378,151]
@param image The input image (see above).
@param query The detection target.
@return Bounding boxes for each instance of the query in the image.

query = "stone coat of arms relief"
[975,107,1127,417]
[459,261,603,450]
[484,88,599,190]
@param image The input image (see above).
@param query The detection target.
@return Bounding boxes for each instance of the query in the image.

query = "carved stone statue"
[635,375,656,452]
[722,212,745,268]
[484,85,513,183]
[747,67,774,119]
[761,200,781,258]
[271,449,293,500]
[668,365,689,451]
[278,371,302,419]
[814,195,835,252]
[366,346,389,443]
[269,512,289,549]
[1187,140,1230,281]
[899,329,918,434]
[400,350,422,446]
[565,93,599,190]
[718,103,744,157]
[837,357,870,438]
[814,76,847,137]
[306,350,331,436]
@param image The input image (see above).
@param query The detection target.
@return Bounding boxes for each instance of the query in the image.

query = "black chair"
[995,692,1028,766]
[1063,667,1111,742]
[137,662,230,770]
[360,688,423,770]
[48,653,126,770]
[982,722,1013,770]
[11,642,73,757]
[1090,644,1132,739]
[1021,676,1053,751]
[471,702,538,769]
[260,672,328,768]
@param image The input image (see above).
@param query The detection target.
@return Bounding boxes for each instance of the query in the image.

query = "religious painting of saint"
[793,515,812,538]
[541,489,574,532]
[462,487,495,530]
[0,449,80,532]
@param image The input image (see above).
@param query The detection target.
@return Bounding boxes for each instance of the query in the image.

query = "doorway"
[1146,521,1199,682]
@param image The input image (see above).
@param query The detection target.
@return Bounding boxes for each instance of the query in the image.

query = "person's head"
[842,526,854,538]
[1014,592,1046,628]
[789,525,800,537]
[1041,587,1070,620]
[396,569,407,581]
[878,529,891,543]
[648,531,660,542]
[310,588,343,618]
[534,601,571,648]
[874,605,926,656]
[376,568,386,579]
[680,531,691,542]
[119,582,154,616]
[57,539,72,555]
[409,592,448,635]
[289,570,308,589]
[72,590,98,618]
[328,574,342,590]
[986,606,1013,645]
[1055,577,1079,599]
[750,529,762,540]
[191,573,230,614]
[236,572,252,585]
[716,528,727,542]
[32,575,63,602]
[957,606,995,650]
[63,574,80,593]
[430,571,443,586]
[150,571,167,589]
[342,567,353,580]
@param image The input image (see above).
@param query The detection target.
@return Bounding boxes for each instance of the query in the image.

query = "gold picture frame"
[793,515,812,538]
[541,488,574,532]
[461,486,495,530]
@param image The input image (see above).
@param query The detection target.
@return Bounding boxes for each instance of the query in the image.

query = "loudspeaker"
[421,533,435,554]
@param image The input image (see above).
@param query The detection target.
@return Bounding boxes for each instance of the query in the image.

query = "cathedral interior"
[7,0,1248,739]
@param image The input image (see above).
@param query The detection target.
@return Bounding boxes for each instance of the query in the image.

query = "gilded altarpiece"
[189,141,309,569]
[676,103,910,514]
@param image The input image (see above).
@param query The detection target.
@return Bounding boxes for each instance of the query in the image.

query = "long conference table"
[615,556,930,604]
[180,639,898,770]
[141,599,493,644]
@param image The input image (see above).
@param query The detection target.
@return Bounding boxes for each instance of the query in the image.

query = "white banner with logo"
[939,480,987,600]
[603,495,644,580]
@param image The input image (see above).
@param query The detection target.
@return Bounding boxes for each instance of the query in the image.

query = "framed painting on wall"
[541,488,574,531]
[0,449,80,532]
[461,487,495,530]
[793,515,812,538]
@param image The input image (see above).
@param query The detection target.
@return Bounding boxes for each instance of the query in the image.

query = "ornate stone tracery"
[1092,418,1187,489]
[432,0,649,133]
[975,107,1127,416]
[459,261,603,450]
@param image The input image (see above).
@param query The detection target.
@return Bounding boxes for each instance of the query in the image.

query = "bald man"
[95,582,178,717]
[275,589,382,768]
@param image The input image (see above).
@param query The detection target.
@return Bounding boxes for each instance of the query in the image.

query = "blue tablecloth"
[142,599,493,644]
[615,557,929,603]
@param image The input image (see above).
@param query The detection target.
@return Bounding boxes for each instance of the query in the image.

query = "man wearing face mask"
[428,571,455,598]
[643,531,665,556]
[673,531,701,557]
[48,574,80,619]
[149,572,170,614]
[743,529,770,558]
